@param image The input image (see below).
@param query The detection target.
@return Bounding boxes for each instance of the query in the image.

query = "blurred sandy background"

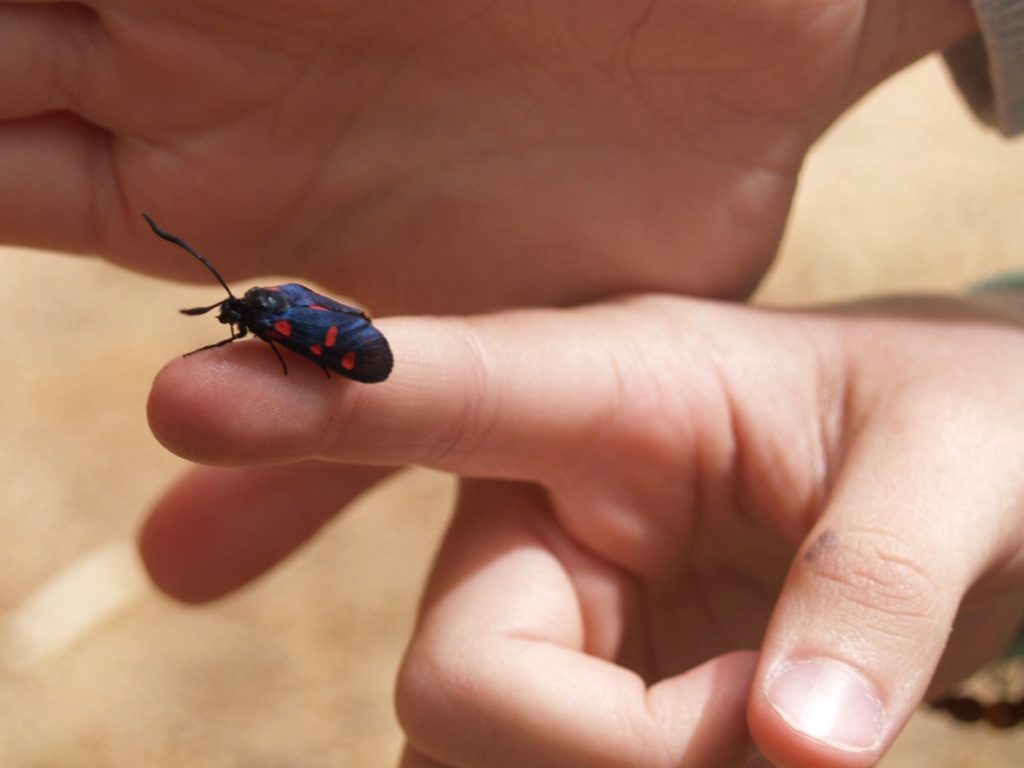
[3,56,1024,766]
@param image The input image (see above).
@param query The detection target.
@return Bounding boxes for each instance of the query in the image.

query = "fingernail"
[765,658,883,751]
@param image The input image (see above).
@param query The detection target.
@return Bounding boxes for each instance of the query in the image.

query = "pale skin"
[143,293,1024,768]
[1,0,974,311]
[2,0,1011,766]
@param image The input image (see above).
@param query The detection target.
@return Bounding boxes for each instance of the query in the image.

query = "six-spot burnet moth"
[143,213,393,382]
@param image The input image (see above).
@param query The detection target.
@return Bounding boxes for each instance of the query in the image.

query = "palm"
[493,303,812,679]
[5,0,897,311]
[532,480,796,679]
[538,477,1016,699]
[407,294,1024,708]
[423,297,1024,699]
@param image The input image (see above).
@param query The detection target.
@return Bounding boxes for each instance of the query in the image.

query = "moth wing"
[253,298,392,382]
[273,284,371,317]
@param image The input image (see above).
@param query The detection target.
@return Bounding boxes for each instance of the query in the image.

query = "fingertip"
[650,649,758,718]
[138,490,229,604]
[397,745,446,768]
[138,461,392,602]
[749,657,887,768]
[147,344,335,464]
[646,650,760,766]
[137,465,250,603]
[746,525,950,768]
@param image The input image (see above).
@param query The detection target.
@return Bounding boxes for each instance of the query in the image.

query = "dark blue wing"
[271,284,370,315]
[252,284,393,382]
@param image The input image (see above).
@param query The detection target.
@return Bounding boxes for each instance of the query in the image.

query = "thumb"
[749,394,1019,767]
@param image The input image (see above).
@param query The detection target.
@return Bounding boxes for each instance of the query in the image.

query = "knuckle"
[394,646,467,753]
[800,528,945,631]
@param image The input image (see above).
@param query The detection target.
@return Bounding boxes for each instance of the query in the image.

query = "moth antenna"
[143,212,236,298]
[180,301,227,316]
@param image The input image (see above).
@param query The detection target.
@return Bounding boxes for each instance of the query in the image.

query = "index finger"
[147,297,703,477]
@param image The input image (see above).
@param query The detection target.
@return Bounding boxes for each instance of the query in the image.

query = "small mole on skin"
[803,529,840,563]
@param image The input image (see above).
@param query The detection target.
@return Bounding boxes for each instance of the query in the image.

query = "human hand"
[1,0,975,312]
[141,292,1024,766]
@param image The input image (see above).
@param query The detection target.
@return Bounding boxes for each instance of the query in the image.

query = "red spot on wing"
[265,285,281,291]
[341,351,357,371]
[324,326,339,348]
[309,344,323,356]
[274,320,292,337]
[309,304,330,311]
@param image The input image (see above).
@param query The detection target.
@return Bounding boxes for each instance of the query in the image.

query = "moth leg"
[182,336,239,357]
[262,339,289,375]
[317,363,331,379]
[182,325,246,357]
